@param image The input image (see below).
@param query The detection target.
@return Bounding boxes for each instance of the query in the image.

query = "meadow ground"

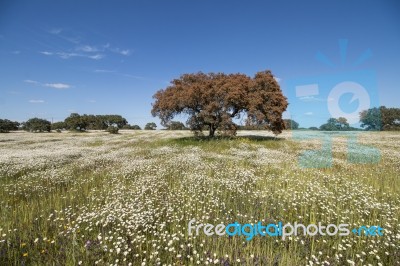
[0,130,399,265]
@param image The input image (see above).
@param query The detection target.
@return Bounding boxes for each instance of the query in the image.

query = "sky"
[0,0,399,128]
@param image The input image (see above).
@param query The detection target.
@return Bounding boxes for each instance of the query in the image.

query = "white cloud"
[24,79,71,89]
[120,49,131,56]
[94,69,115,73]
[88,54,104,60]
[40,51,53,56]
[299,96,325,102]
[24,79,39,85]
[77,45,99,52]
[76,44,130,56]
[38,36,129,61]
[53,51,104,60]
[111,47,131,56]
[56,52,80,59]
[88,100,96,103]
[29,99,44,103]
[274,77,281,83]
[12,51,21,55]
[45,83,70,89]
[49,28,62,34]
[304,112,313,116]
[39,51,104,60]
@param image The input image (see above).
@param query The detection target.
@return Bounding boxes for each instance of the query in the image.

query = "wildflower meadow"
[0,130,398,265]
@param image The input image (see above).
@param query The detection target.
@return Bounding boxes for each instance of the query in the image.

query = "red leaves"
[151,70,288,136]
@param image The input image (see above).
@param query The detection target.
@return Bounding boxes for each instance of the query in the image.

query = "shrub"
[106,126,119,134]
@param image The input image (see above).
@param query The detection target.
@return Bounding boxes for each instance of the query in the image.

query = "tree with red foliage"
[151,70,288,137]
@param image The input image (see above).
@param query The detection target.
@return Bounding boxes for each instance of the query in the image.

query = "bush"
[106,126,119,134]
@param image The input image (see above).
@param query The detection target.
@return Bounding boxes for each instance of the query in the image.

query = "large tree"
[320,117,350,131]
[64,113,128,131]
[144,122,157,130]
[0,119,19,133]
[65,113,88,131]
[51,121,67,131]
[151,70,288,137]
[165,121,187,130]
[23,118,51,132]
[360,106,400,131]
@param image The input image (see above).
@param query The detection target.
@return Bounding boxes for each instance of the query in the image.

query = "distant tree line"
[1,106,399,133]
[287,106,400,131]
[0,113,142,133]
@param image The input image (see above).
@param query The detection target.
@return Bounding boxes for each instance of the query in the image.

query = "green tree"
[51,121,67,131]
[166,121,186,130]
[65,113,88,131]
[144,122,157,130]
[320,117,350,131]
[380,106,400,130]
[337,117,350,130]
[0,119,19,133]
[122,124,141,130]
[101,115,128,128]
[84,115,105,130]
[359,107,381,130]
[23,118,51,132]
[360,106,400,131]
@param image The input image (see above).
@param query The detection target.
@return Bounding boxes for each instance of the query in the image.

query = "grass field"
[0,130,399,265]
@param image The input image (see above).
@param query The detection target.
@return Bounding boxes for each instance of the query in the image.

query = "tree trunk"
[209,125,216,137]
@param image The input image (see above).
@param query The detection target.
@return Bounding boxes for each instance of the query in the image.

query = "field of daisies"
[0,130,399,265]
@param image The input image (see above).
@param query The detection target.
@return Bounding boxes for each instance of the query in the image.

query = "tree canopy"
[122,124,141,130]
[144,122,157,130]
[0,119,19,133]
[64,113,128,131]
[151,70,288,137]
[360,106,400,131]
[320,117,350,131]
[165,121,187,130]
[23,118,51,132]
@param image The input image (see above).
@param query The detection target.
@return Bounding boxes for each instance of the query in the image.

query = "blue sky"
[0,0,399,128]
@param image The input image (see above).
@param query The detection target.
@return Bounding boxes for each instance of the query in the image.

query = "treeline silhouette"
[1,106,399,133]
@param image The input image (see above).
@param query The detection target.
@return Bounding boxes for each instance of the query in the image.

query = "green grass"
[0,131,399,265]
